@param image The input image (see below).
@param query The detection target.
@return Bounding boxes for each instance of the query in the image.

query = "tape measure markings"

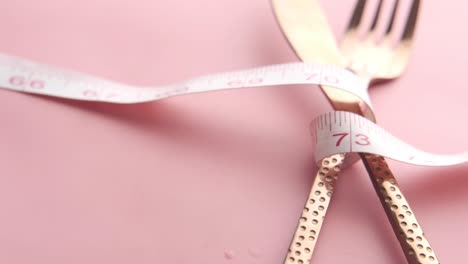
[0,53,466,167]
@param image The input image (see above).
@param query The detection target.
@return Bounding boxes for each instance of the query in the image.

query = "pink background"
[0,0,467,263]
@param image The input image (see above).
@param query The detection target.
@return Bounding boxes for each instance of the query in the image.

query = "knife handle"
[360,153,440,264]
[284,154,345,264]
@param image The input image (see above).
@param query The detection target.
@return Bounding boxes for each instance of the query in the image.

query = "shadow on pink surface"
[19,89,468,199]
[15,90,319,179]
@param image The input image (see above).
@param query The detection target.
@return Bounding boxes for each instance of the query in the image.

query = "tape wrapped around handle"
[311,111,468,166]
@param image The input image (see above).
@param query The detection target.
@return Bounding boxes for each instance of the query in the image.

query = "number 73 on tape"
[312,111,468,167]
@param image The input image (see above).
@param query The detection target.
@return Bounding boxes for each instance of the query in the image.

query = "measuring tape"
[0,54,370,105]
[311,111,468,166]
[0,53,466,167]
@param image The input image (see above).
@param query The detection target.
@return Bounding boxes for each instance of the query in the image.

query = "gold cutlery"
[273,0,438,263]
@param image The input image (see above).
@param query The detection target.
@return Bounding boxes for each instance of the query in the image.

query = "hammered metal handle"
[284,154,345,264]
[360,153,440,264]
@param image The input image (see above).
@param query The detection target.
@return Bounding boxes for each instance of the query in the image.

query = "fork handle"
[360,153,440,264]
[284,154,344,264]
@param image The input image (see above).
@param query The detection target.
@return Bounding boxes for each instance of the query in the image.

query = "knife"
[272,0,375,120]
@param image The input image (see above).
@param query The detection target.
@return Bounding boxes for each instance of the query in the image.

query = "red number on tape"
[333,133,349,147]
[355,133,371,146]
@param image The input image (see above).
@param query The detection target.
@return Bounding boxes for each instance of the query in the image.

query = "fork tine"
[341,0,367,59]
[346,0,366,32]
[364,0,385,43]
[387,0,420,77]
[384,0,400,36]
[401,0,420,41]
[369,0,383,32]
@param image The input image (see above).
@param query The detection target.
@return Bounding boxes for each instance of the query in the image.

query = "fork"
[341,1,439,263]
[282,0,440,263]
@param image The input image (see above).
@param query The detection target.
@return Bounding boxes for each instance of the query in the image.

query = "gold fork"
[341,1,439,263]
[275,0,439,263]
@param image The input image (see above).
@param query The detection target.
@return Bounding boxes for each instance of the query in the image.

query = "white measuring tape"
[0,53,466,167]
[0,54,370,105]
[311,111,468,166]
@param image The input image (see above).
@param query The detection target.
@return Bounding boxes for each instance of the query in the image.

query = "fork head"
[340,0,420,84]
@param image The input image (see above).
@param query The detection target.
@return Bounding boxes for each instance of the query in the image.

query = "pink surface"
[0,0,467,263]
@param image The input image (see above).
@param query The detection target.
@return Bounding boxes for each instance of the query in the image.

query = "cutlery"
[273,0,438,263]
